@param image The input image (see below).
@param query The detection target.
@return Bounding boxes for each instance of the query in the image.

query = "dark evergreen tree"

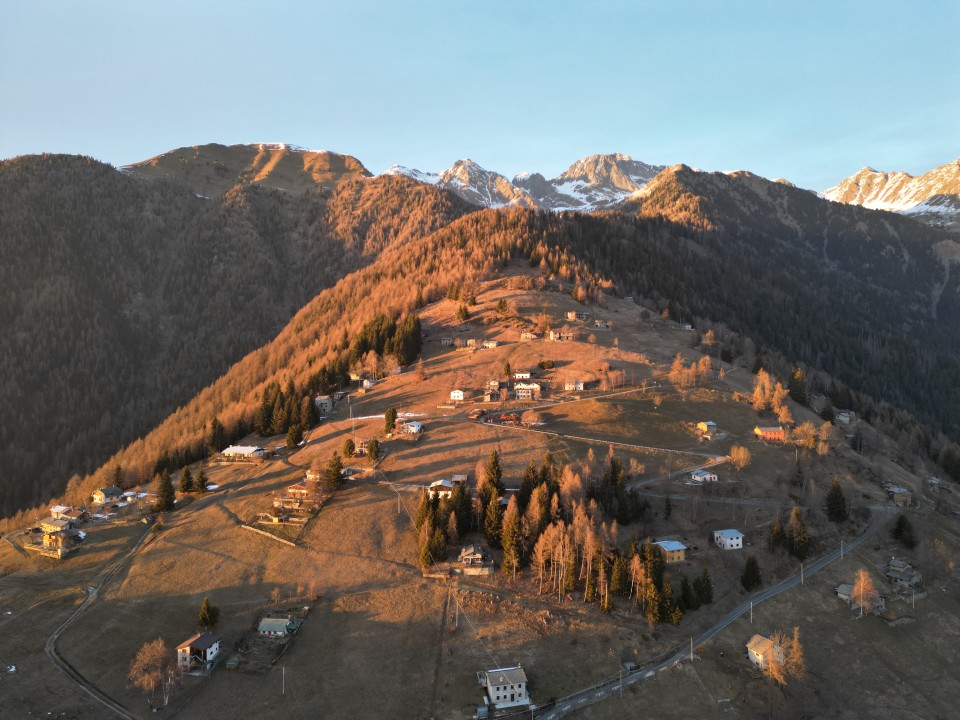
[207,417,227,454]
[484,450,505,495]
[366,438,380,463]
[324,451,345,491]
[484,494,503,548]
[197,596,220,629]
[892,514,917,549]
[695,568,714,605]
[825,477,849,522]
[178,467,193,494]
[194,466,208,493]
[384,407,398,433]
[741,555,762,591]
[342,437,355,457]
[155,469,175,512]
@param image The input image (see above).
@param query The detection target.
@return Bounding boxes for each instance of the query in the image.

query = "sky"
[1,0,957,190]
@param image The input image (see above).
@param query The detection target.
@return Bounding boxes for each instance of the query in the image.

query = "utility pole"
[801,563,804,585]
[750,600,753,624]
[689,637,693,662]
[282,664,285,695]
[841,538,844,559]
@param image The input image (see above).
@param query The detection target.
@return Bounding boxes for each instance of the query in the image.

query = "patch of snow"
[205,484,219,491]
[115,502,128,508]
[7,665,15,673]
[78,531,86,540]
[195,193,210,200]
[381,165,440,184]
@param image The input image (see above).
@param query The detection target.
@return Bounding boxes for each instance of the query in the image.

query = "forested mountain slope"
[71,184,960,510]
[0,154,474,515]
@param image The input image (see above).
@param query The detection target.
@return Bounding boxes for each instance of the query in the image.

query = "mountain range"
[3,142,960,520]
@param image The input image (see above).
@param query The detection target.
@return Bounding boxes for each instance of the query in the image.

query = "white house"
[514,382,541,401]
[519,331,538,341]
[222,445,265,460]
[478,666,530,709]
[450,389,466,402]
[564,380,585,392]
[402,420,423,435]
[690,469,718,483]
[362,378,376,390]
[746,634,783,670]
[440,337,454,346]
[177,632,221,671]
[514,370,532,380]
[713,528,744,550]
[566,310,589,321]
[834,409,856,425]
[482,340,499,349]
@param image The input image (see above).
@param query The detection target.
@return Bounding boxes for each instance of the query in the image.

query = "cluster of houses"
[835,581,886,617]
[451,370,596,406]
[273,473,322,512]
[26,506,89,559]
[174,613,304,675]
[651,529,745,563]
[884,557,922,589]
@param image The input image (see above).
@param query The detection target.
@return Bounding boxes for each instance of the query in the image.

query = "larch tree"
[129,637,177,708]
[853,568,878,616]
[730,445,752,473]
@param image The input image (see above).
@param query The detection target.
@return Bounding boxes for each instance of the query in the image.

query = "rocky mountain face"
[385,153,665,211]
[122,142,372,197]
[823,158,960,232]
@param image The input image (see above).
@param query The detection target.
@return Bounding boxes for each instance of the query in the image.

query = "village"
[1,272,958,720]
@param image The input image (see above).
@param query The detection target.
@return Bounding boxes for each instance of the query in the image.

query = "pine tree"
[697,569,713,604]
[197,597,219,629]
[680,575,697,610]
[342,437,355,457]
[892,514,917,549]
[741,555,762,591]
[178,467,193,494]
[610,555,628,596]
[207,417,227,455]
[324,451,344,491]
[414,490,433,531]
[484,450,505,495]
[193,466,208,493]
[366,438,380,463]
[825,477,848,522]
[501,497,521,578]
[787,506,810,559]
[456,304,469,322]
[155,469,175,512]
[286,424,301,449]
[384,407,397,433]
[664,494,672,520]
[484,494,503,548]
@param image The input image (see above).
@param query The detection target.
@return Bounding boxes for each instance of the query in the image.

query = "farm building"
[564,380,585,392]
[566,310,589,321]
[885,557,922,588]
[258,617,296,637]
[690,469,718,483]
[313,394,334,416]
[514,370,532,380]
[519,331,538,341]
[40,517,72,534]
[548,329,575,341]
[654,540,687,563]
[696,421,719,439]
[713,529,743,550]
[483,389,500,403]
[836,583,886,616]
[753,426,785,442]
[222,446,265,460]
[440,337,454,346]
[746,635,783,670]
[450,389,466,402]
[92,487,123,505]
[482,340,499,349]
[834,409,856,424]
[477,666,530,710]
[593,319,609,329]
[177,632,222,671]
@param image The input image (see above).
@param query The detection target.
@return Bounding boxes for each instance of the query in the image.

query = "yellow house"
[653,540,687,563]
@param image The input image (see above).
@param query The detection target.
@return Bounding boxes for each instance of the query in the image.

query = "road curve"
[43,526,154,720]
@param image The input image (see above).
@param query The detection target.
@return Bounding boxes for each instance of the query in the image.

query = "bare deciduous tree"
[853,568,877,616]
[729,445,752,472]
[129,638,178,708]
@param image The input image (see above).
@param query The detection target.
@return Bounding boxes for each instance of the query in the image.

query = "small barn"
[258,617,295,638]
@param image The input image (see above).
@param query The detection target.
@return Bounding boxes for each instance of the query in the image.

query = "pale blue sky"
[1,1,957,189]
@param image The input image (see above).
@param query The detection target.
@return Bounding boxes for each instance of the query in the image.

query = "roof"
[459,543,485,557]
[654,540,687,552]
[430,479,455,490]
[485,666,527,685]
[258,617,292,633]
[746,634,776,655]
[699,421,717,427]
[97,486,123,496]
[715,529,743,539]
[314,394,332,401]
[50,505,72,514]
[836,583,854,596]
[177,632,221,651]
[754,426,783,433]
[223,445,263,455]
[691,469,716,477]
[41,517,70,530]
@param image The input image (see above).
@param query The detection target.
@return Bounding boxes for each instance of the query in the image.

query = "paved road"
[536,509,892,719]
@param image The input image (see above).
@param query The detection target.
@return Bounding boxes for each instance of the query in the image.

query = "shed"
[258,617,295,637]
